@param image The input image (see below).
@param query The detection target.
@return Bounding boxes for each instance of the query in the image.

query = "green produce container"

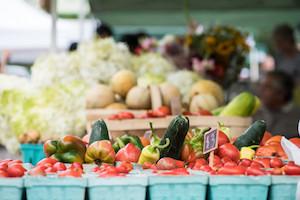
[20,144,45,165]
[25,176,87,200]
[148,174,208,200]
[0,178,23,200]
[269,176,300,200]
[209,175,271,200]
[88,175,147,200]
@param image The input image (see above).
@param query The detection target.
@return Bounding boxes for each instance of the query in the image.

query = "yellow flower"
[205,36,217,46]
[216,41,234,56]
[185,35,193,46]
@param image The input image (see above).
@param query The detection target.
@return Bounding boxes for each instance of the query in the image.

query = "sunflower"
[216,41,234,56]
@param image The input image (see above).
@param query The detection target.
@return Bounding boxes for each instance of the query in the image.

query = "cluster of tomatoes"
[92,161,133,177]
[28,158,83,177]
[108,106,171,120]
[0,159,27,177]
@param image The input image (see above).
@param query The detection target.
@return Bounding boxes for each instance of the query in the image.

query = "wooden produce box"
[86,116,252,139]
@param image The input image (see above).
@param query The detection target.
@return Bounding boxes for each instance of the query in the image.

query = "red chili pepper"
[217,166,246,175]
[238,159,252,168]
[283,162,300,175]
[192,158,208,170]
[156,157,185,170]
[198,109,212,116]
[253,158,271,168]
[116,161,133,173]
[142,162,157,170]
[115,143,141,163]
[158,168,189,175]
[246,167,266,176]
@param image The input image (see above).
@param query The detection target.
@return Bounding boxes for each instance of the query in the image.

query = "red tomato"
[260,131,272,146]
[270,158,284,168]
[108,114,119,120]
[0,163,8,170]
[70,162,83,170]
[283,163,300,175]
[246,167,266,176]
[7,164,26,177]
[250,161,264,169]
[218,143,240,162]
[192,158,208,170]
[8,160,22,165]
[28,166,46,176]
[221,157,233,164]
[289,138,300,148]
[0,170,9,177]
[157,106,171,116]
[218,166,246,175]
[116,161,133,173]
[271,168,283,175]
[156,157,185,170]
[58,169,82,178]
[264,136,282,146]
[238,159,252,167]
[224,161,237,168]
[218,131,230,146]
[198,109,212,116]
[198,165,214,173]
[253,158,270,168]
[212,155,223,169]
[142,162,157,170]
[0,159,13,164]
[37,158,57,166]
[117,112,135,119]
[45,167,57,173]
[82,134,90,144]
[53,162,67,171]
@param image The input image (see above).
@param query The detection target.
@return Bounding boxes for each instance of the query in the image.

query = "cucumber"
[159,115,190,159]
[233,120,266,150]
[89,120,110,145]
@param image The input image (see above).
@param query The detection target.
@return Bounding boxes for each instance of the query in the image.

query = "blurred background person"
[120,31,149,53]
[272,24,300,82]
[95,22,114,38]
[254,71,300,138]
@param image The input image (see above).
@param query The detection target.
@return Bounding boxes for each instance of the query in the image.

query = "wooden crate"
[87,116,252,139]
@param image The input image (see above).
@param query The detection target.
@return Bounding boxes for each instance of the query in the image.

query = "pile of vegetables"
[0,75,86,153]
[40,116,300,176]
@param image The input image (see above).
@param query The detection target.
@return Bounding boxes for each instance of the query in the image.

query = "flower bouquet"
[188,25,250,88]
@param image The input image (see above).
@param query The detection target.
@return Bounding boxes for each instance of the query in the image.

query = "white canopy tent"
[0,0,95,64]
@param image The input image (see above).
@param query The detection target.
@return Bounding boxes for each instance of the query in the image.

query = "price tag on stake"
[203,128,218,154]
[170,97,182,115]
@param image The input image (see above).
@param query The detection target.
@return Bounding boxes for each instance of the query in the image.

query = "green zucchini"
[89,120,110,145]
[159,115,190,159]
[233,120,266,150]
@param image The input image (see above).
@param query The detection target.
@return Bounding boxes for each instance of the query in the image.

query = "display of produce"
[0,115,299,200]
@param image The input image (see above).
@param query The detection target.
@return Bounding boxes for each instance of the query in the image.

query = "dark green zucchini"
[89,120,110,145]
[159,115,190,159]
[233,120,266,150]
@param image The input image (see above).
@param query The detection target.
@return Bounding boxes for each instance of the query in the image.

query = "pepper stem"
[247,145,260,149]
[116,137,125,148]
[155,138,170,149]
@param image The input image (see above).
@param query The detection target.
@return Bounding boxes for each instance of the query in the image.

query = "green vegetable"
[189,127,211,158]
[233,120,266,150]
[159,115,189,159]
[113,134,144,152]
[149,122,161,145]
[89,120,110,145]
[138,139,170,164]
[212,106,225,116]
[220,92,257,117]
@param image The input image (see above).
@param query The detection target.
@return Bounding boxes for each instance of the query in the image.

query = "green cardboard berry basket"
[87,175,147,200]
[25,176,87,200]
[208,175,271,200]
[0,178,23,200]
[269,175,300,200]
[148,174,208,200]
